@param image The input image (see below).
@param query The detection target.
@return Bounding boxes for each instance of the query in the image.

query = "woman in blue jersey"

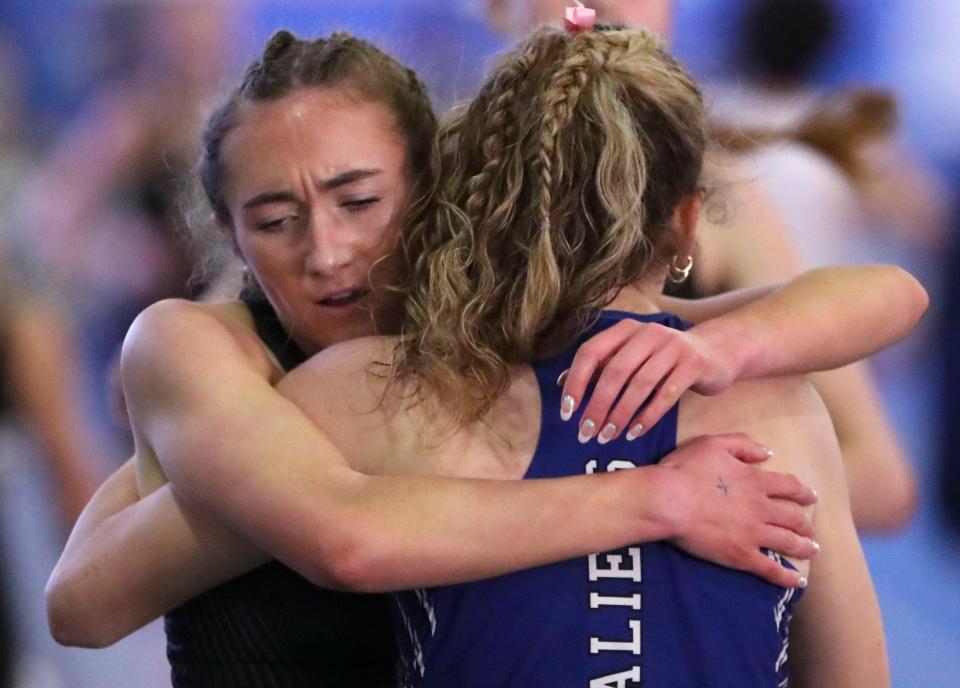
[266,24,888,686]
[46,28,907,685]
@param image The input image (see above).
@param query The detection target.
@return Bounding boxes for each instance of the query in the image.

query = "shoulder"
[277,336,402,473]
[124,298,241,347]
[122,298,277,396]
[280,336,396,402]
[680,375,841,489]
[683,375,825,430]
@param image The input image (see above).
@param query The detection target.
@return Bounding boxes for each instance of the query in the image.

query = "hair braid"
[394,24,706,426]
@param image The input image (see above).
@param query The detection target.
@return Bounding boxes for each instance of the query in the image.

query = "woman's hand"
[561,319,737,443]
[651,434,819,589]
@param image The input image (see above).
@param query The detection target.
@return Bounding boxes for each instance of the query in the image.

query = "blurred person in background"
[15,0,238,453]
[710,0,948,254]
[2,5,236,684]
[0,29,111,687]
[486,0,924,531]
[0,36,102,525]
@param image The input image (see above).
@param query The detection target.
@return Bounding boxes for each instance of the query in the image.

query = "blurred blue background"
[0,1,957,686]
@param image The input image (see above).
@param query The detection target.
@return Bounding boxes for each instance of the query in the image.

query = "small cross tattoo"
[716,477,730,495]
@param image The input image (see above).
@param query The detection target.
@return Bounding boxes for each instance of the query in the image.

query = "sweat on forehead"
[219,89,409,206]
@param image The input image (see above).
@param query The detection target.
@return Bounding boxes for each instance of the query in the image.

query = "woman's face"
[220,87,409,355]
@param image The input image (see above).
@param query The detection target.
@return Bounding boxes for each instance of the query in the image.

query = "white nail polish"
[797,576,808,589]
[578,419,596,444]
[811,540,821,553]
[560,395,576,421]
[625,423,644,441]
[556,369,569,387]
[597,423,617,445]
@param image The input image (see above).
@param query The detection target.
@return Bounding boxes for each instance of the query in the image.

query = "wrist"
[624,465,682,543]
[691,315,758,384]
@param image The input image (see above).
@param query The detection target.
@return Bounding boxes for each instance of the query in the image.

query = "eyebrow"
[240,169,383,210]
[321,168,382,190]
[242,191,298,210]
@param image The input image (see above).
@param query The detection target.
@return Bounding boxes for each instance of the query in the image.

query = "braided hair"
[393,24,707,426]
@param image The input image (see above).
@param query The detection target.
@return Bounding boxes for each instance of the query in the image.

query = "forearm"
[658,284,777,324]
[47,460,267,647]
[171,451,672,593]
[689,265,927,380]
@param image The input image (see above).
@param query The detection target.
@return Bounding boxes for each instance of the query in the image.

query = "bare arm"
[808,364,916,530]
[47,299,815,645]
[683,264,926,382]
[567,264,928,443]
[46,459,266,648]
[785,385,890,687]
[119,301,696,590]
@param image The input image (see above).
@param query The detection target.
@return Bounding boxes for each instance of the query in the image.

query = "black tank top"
[163,291,397,687]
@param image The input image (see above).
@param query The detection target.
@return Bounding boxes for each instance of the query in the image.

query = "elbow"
[873,472,919,532]
[45,575,121,649]
[302,525,393,594]
[852,469,919,533]
[324,548,383,593]
[321,541,388,594]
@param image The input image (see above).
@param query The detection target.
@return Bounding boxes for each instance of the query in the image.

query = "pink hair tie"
[563,1,596,33]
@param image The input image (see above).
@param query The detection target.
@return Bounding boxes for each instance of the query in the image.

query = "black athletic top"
[163,290,397,687]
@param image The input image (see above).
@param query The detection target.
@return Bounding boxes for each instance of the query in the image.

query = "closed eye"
[342,197,380,213]
[256,215,297,232]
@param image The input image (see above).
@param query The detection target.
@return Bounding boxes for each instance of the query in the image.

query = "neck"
[606,278,665,315]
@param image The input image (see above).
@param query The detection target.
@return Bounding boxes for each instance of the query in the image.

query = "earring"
[667,254,693,284]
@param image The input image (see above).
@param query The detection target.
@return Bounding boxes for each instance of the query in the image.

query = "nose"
[304,209,353,276]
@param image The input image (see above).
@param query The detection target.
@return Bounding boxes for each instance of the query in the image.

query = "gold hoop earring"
[668,254,694,284]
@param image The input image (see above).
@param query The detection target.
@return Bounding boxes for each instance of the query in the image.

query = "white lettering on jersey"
[590,620,642,655]
[589,666,642,687]
[585,458,644,683]
[589,548,642,582]
[585,459,637,475]
[590,592,642,610]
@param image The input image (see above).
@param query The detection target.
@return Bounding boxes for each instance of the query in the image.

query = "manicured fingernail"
[597,423,617,445]
[561,395,576,421]
[811,488,818,501]
[811,540,821,554]
[625,423,644,441]
[556,369,569,387]
[578,419,596,444]
[797,576,808,589]
[763,445,774,457]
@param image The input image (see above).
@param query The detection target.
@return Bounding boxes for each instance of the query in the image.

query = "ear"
[671,191,702,256]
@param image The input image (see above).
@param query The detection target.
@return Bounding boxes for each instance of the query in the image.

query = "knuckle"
[603,362,630,381]
[576,348,600,367]
[703,435,724,451]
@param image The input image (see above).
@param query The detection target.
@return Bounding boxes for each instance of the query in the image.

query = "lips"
[316,288,369,308]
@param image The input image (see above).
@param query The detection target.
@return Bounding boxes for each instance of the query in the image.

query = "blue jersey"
[393,311,800,688]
